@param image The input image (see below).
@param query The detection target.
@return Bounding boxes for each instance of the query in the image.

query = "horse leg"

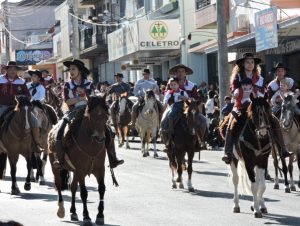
[70,175,79,221]
[142,134,147,157]
[288,155,296,191]
[251,168,261,218]
[125,126,130,149]
[118,127,124,148]
[35,153,43,184]
[24,156,32,191]
[230,160,240,213]
[187,150,195,192]
[8,155,20,195]
[176,152,184,189]
[79,180,92,226]
[95,178,105,225]
[257,168,267,214]
[297,150,300,188]
[146,131,150,157]
[152,132,158,158]
[39,152,47,185]
[280,156,290,193]
[273,155,280,190]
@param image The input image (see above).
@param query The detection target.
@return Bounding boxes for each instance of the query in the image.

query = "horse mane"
[87,96,109,115]
[43,104,58,125]
[247,97,270,120]
[31,100,45,111]
[14,96,31,111]
[145,89,155,99]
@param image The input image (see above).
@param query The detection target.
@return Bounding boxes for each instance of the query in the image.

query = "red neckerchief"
[169,89,180,94]
[5,74,18,95]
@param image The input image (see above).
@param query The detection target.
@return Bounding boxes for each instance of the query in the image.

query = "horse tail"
[0,153,7,180]
[237,159,252,195]
[60,169,70,191]
[43,104,58,125]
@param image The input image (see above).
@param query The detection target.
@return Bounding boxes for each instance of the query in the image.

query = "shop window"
[107,2,110,11]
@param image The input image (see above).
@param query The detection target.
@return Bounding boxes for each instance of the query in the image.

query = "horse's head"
[119,96,129,115]
[144,89,156,115]
[280,94,298,129]
[185,99,201,135]
[85,96,109,134]
[248,93,271,138]
[15,95,32,130]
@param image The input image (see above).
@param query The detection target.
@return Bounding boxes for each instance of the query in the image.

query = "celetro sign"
[16,49,53,65]
[255,7,278,52]
[138,20,180,50]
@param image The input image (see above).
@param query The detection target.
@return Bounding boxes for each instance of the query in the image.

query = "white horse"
[136,90,159,158]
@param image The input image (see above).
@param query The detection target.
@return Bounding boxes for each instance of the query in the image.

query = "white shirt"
[205,98,215,114]
[27,82,46,102]
[133,79,159,97]
[271,90,293,106]
[164,89,189,105]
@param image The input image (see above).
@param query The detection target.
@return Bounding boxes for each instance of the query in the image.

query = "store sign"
[138,20,180,50]
[265,39,300,55]
[16,49,53,65]
[255,7,278,52]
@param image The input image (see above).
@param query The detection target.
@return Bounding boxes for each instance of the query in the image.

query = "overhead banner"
[255,7,278,52]
[15,49,53,65]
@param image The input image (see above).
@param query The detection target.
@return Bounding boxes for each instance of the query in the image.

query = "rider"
[27,70,46,103]
[222,53,291,164]
[41,70,55,88]
[107,73,131,129]
[131,68,163,127]
[53,59,124,169]
[163,77,189,148]
[0,61,44,153]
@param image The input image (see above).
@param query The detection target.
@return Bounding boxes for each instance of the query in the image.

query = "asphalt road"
[0,140,299,226]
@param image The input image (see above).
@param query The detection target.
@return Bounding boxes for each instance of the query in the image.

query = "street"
[0,140,299,226]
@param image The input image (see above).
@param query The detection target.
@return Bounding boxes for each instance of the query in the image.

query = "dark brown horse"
[48,96,109,226]
[45,85,63,119]
[163,100,207,192]
[0,96,34,195]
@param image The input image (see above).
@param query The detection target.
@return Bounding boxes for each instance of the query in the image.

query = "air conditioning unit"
[236,14,250,32]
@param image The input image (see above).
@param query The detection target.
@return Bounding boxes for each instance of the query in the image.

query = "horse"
[30,101,58,185]
[45,85,63,119]
[136,90,160,158]
[48,96,109,226]
[229,94,274,218]
[162,100,207,192]
[275,94,300,191]
[113,96,133,149]
[0,96,34,195]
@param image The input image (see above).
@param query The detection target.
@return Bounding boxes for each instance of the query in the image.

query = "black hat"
[272,62,289,72]
[28,70,42,78]
[240,78,253,85]
[3,61,23,70]
[169,64,193,75]
[142,68,151,74]
[236,53,261,65]
[41,69,49,74]
[114,73,124,78]
[63,59,90,75]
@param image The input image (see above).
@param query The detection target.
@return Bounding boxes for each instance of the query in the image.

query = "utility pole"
[69,0,80,59]
[216,0,229,118]
[4,0,10,62]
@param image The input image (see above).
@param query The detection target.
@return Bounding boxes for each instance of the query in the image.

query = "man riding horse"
[107,73,131,129]
[131,69,164,128]
[53,59,124,169]
[41,69,55,88]
[222,53,291,164]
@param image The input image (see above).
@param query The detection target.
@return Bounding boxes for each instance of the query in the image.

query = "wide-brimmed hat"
[142,68,151,74]
[3,61,23,70]
[272,62,289,72]
[114,73,124,78]
[63,59,90,75]
[169,64,193,76]
[28,70,42,78]
[236,53,261,65]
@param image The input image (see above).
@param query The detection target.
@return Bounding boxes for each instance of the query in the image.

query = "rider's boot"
[31,127,45,152]
[106,126,124,168]
[53,120,68,169]
[222,115,236,164]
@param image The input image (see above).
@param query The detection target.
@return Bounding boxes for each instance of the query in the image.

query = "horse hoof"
[154,153,158,158]
[143,153,147,157]
[30,178,36,182]
[265,174,272,180]
[274,184,279,189]
[39,180,46,186]
[285,187,291,193]
[254,212,263,218]
[118,143,124,148]
[24,182,31,191]
[188,187,195,192]
[147,152,150,156]
[11,187,20,195]
[70,213,78,221]
[179,184,184,189]
[251,206,254,211]
[95,217,104,225]
[57,202,65,218]
[260,208,268,214]
[291,186,296,191]
[298,182,300,189]
[233,207,240,213]
[82,219,93,226]
[126,145,130,149]
[172,184,177,189]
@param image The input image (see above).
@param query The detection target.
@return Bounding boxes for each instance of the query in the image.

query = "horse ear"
[264,92,268,100]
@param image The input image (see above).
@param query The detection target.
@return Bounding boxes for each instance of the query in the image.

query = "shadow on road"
[263,213,300,226]
[193,170,228,177]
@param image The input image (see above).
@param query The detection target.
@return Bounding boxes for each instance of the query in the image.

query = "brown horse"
[0,96,34,195]
[163,100,207,192]
[48,96,109,226]
[45,85,63,119]
[114,96,133,149]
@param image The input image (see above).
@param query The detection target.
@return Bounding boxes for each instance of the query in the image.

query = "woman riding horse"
[53,59,124,169]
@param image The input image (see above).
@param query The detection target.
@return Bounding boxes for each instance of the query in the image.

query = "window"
[137,0,144,8]
[195,0,211,10]
[107,2,110,10]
